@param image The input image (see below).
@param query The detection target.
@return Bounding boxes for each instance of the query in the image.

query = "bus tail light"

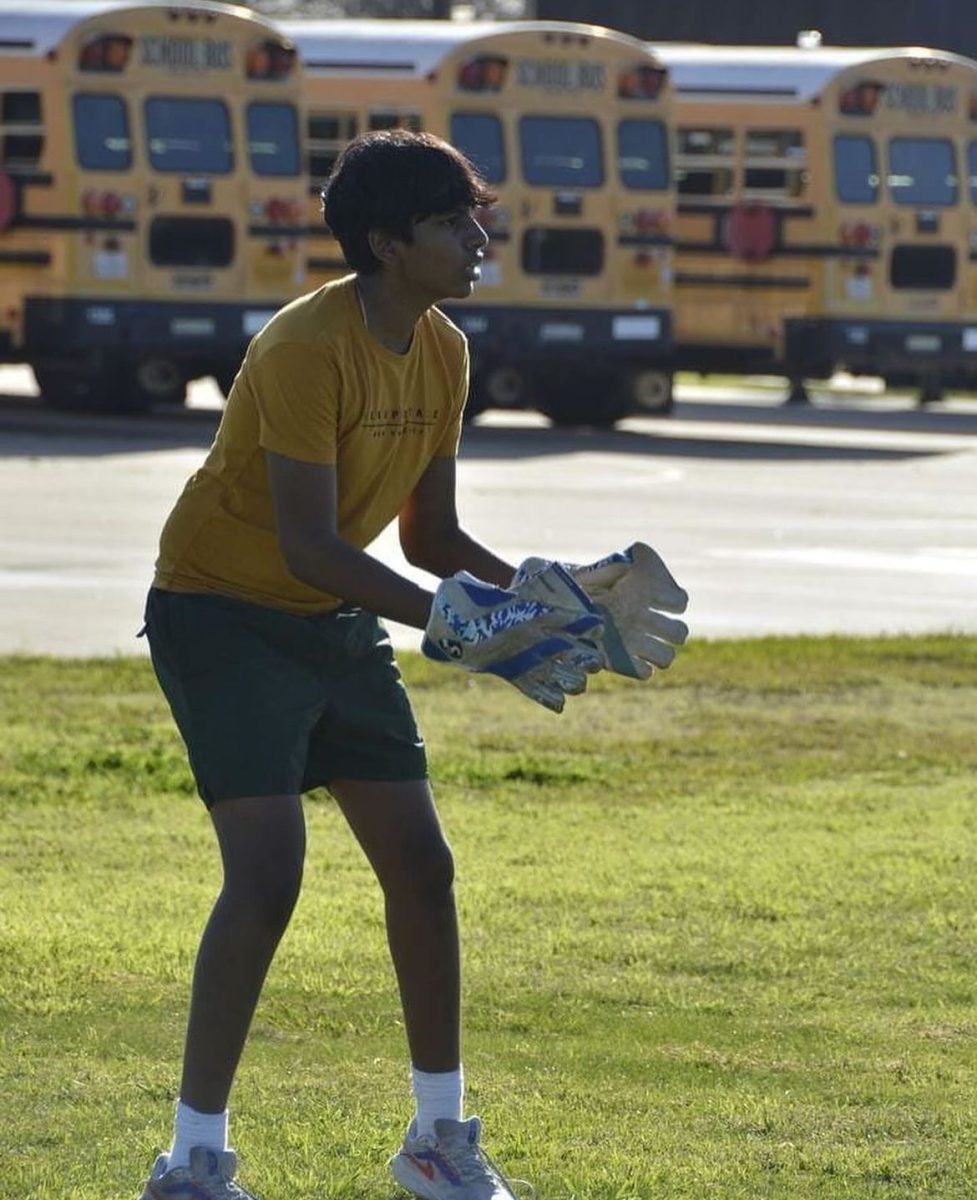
[840,221,880,249]
[635,208,668,235]
[456,55,508,93]
[78,34,132,73]
[618,64,667,101]
[82,189,129,219]
[246,40,296,81]
[264,196,302,225]
[633,250,653,268]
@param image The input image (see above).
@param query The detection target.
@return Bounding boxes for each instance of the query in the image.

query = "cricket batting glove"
[422,568,604,713]
[513,542,689,680]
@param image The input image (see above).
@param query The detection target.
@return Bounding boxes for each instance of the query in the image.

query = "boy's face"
[393,206,489,301]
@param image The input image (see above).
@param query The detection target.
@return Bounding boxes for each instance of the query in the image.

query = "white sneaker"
[389,1116,522,1200]
[137,1147,259,1199]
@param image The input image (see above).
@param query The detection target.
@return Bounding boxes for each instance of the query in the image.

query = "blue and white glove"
[513,542,689,680]
[501,561,606,710]
[422,567,604,713]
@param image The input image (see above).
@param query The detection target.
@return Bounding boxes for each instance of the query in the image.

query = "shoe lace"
[450,1140,535,1199]
[205,1180,250,1200]
[191,1167,252,1200]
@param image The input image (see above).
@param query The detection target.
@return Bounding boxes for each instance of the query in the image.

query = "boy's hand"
[513,543,689,680]
[422,567,604,712]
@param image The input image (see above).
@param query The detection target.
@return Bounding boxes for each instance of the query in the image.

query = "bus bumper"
[22,296,282,368]
[442,304,672,363]
[786,317,977,382]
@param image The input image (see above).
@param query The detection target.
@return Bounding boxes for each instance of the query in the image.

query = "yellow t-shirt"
[154,275,468,613]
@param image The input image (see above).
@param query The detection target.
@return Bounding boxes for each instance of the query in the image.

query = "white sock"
[168,1099,229,1170]
[411,1065,464,1140]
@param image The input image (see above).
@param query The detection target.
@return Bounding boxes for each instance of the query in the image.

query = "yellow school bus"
[281,18,675,424]
[656,41,977,403]
[0,0,305,411]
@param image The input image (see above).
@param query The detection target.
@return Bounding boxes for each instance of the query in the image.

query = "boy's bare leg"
[179,793,307,1112]
[331,778,460,1071]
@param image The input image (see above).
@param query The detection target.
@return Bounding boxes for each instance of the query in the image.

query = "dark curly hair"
[321,129,497,275]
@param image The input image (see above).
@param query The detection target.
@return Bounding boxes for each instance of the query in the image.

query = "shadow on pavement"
[0,389,973,463]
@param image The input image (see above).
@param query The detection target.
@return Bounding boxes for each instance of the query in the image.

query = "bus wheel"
[883,374,914,394]
[784,378,810,405]
[130,357,187,408]
[35,364,131,414]
[537,366,629,428]
[629,369,674,415]
[215,365,240,400]
[918,377,944,406]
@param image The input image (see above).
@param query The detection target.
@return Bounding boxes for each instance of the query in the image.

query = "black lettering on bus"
[139,36,232,72]
[514,58,606,93]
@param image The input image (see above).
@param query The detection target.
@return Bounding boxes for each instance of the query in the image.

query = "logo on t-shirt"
[362,407,441,440]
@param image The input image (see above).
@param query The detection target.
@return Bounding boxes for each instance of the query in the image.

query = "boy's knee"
[384,836,454,904]
[226,854,304,933]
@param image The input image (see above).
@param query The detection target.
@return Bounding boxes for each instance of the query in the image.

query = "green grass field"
[2,636,976,1199]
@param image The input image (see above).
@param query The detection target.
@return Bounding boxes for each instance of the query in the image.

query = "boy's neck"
[355,274,429,355]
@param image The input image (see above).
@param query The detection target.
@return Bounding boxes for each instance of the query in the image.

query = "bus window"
[368,111,421,132]
[745,129,804,158]
[73,94,131,171]
[1,91,43,171]
[618,119,668,190]
[834,135,878,204]
[675,127,734,197]
[519,116,603,187]
[306,111,357,184]
[247,102,300,177]
[887,137,958,206]
[969,142,977,203]
[145,97,232,173]
[744,128,806,199]
[451,112,505,184]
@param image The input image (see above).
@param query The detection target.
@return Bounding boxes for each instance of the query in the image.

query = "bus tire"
[918,378,944,406]
[215,365,240,400]
[129,356,187,408]
[35,364,136,414]
[629,369,674,415]
[784,378,811,405]
[536,365,629,428]
[463,373,491,424]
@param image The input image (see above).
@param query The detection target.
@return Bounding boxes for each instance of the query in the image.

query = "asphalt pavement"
[2,367,975,656]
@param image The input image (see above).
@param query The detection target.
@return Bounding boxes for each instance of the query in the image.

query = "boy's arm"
[398,455,515,587]
[266,450,434,629]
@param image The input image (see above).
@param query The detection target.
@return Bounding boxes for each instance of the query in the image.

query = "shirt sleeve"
[249,340,341,464]
[430,337,469,459]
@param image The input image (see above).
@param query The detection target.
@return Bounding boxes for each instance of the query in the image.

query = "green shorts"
[144,587,427,807]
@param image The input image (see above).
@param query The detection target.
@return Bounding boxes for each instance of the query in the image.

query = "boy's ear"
[367,227,405,268]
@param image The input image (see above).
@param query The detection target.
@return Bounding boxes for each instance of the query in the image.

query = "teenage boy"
[136,130,606,1200]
